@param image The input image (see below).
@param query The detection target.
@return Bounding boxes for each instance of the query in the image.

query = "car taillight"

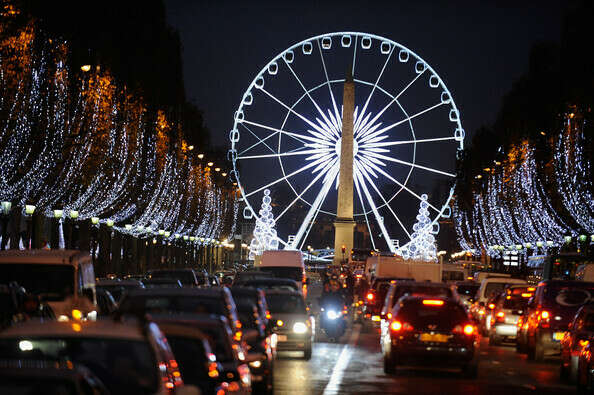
[579,339,590,348]
[495,311,505,323]
[390,320,413,332]
[538,310,551,328]
[454,324,476,336]
[366,292,375,301]
[422,300,444,306]
[488,303,495,310]
[517,316,523,328]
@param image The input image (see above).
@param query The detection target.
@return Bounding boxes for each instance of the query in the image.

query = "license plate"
[553,332,565,341]
[419,333,449,343]
[277,335,288,342]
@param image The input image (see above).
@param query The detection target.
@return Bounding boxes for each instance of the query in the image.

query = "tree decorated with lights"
[400,194,437,262]
[249,189,279,260]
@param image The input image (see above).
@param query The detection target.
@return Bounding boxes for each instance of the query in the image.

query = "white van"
[0,250,96,319]
[476,276,527,305]
[256,250,306,284]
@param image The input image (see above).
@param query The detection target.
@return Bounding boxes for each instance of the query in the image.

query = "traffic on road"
[0,248,592,394]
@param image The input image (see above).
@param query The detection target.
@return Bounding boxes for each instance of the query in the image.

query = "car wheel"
[303,343,312,360]
[462,362,478,379]
[534,334,545,362]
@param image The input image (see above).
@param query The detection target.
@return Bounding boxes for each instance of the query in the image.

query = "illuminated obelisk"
[333,69,356,266]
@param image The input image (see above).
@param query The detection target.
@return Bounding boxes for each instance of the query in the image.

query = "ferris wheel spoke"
[275,158,338,222]
[260,88,334,138]
[238,123,278,155]
[284,60,339,138]
[354,163,399,252]
[354,169,377,250]
[351,35,358,77]
[242,119,329,145]
[360,136,458,149]
[244,155,329,199]
[357,69,427,140]
[289,164,339,249]
[364,150,456,177]
[356,160,412,240]
[370,101,446,138]
[354,45,395,133]
[238,149,331,160]
[316,39,340,121]
[358,155,441,213]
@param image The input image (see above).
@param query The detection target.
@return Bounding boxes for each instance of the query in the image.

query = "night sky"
[165,0,564,249]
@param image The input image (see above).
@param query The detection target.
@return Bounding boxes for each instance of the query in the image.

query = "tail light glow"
[463,324,475,335]
[488,303,495,310]
[422,300,444,306]
[366,292,375,301]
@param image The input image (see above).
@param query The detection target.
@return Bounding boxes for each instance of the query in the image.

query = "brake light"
[496,311,505,318]
[579,340,590,348]
[356,274,363,278]
[541,311,549,319]
[478,308,486,315]
[208,362,219,378]
[521,293,533,298]
[454,324,476,336]
[422,300,444,306]
[463,324,475,335]
[265,310,271,319]
[495,311,505,323]
[539,310,551,328]
[387,312,392,319]
[366,292,375,301]
[488,303,495,310]
[390,320,413,332]
[528,287,536,291]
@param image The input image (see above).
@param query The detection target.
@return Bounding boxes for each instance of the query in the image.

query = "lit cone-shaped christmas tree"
[400,194,437,262]
[249,189,279,260]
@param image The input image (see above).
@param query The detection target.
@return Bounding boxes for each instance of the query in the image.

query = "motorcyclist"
[319,277,347,338]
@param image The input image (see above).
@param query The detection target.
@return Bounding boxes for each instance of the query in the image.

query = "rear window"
[397,301,468,326]
[484,282,516,299]
[394,285,453,302]
[503,297,529,310]
[148,270,196,286]
[258,267,303,282]
[457,285,479,297]
[166,336,209,384]
[544,285,594,307]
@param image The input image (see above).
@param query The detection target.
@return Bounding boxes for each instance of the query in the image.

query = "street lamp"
[197,153,204,159]
[53,209,63,219]
[91,217,100,225]
[106,219,114,227]
[25,205,36,215]
[1,201,12,215]
[69,210,79,219]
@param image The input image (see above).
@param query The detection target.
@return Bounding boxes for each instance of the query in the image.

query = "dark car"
[525,280,594,361]
[561,304,594,383]
[95,288,117,316]
[577,337,594,392]
[380,296,478,377]
[142,278,183,288]
[363,279,396,324]
[118,287,242,341]
[154,314,252,394]
[264,289,313,359]
[231,287,274,394]
[232,271,274,286]
[95,279,144,303]
[238,278,301,293]
[154,320,225,395]
[454,281,480,308]
[379,281,457,333]
[0,360,110,395]
[147,268,208,287]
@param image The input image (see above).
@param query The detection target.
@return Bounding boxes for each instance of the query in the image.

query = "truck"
[255,250,306,285]
[366,255,442,283]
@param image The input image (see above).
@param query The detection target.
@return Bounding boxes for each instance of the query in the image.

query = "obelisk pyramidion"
[333,69,356,266]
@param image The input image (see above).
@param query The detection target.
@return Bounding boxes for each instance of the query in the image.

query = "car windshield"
[265,294,306,314]
[395,285,453,301]
[0,337,158,395]
[257,267,303,282]
[457,285,479,297]
[148,270,195,286]
[0,264,73,301]
[544,285,594,308]
[485,282,516,299]
[166,336,209,384]
[119,295,226,317]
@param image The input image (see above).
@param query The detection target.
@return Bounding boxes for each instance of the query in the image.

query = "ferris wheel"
[229,32,464,253]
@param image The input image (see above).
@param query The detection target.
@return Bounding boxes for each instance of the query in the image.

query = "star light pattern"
[231,32,464,253]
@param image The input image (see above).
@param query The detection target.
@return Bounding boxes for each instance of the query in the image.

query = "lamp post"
[0,201,11,250]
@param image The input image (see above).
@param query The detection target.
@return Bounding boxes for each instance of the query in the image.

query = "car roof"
[0,319,145,340]
[243,278,298,284]
[0,250,91,265]
[149,313,230,328]
[96,279,143,286]
[262,289,304,297]
[230,286,264,296]
[153,321,211,341]
[124,288,228,297]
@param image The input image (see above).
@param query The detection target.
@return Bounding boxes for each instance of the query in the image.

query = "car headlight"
[249,360,262,368]
[326,310,340,320]
[293,322,307,334]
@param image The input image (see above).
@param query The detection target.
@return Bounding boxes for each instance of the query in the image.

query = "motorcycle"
[319,303,347,342]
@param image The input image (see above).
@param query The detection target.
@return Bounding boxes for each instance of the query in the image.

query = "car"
[230,287,275,394]
[379,281,458,336]
[454,281,480,309]
[155,320,226,395]
[363,278,398,326]
[471,277,527,329]
[264,289,314,359]
[525,280,594,361]
[577,337,594,393]
[487,285,534,345]
[143,278,183,288]
[154,314,252,395]
[95,288,117,316]
[238,278,301,293]
[95,278,144,302]
[561,304,594,383]
[380,296,479,377]
[257,250,306,285]
[0,318,200,395]
[0,359,110,394]
[118,287,242,341]
[147,268,208,287]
